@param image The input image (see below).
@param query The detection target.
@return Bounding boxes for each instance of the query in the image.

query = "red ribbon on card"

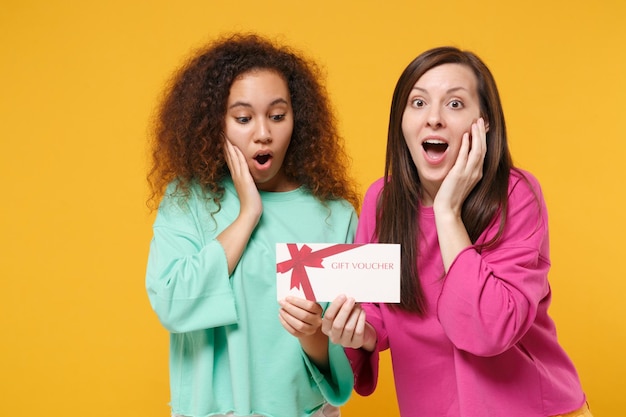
[276,243,363,301]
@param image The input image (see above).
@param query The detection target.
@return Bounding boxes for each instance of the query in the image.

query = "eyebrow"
[228,98,289,110]
[412,86,469,94]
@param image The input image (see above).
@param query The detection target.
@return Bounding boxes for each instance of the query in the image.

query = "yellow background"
[1,0,624,415]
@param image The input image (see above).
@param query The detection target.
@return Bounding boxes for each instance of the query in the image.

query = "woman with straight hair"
[322,47,591,417]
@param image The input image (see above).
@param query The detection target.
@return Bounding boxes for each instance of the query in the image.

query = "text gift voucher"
[276,243,400,303]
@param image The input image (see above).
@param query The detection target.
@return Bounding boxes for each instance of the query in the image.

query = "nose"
[426,106,444,128]
[254,119,272,143]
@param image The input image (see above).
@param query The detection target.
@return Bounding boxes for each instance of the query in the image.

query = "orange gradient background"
[1,1,624,415]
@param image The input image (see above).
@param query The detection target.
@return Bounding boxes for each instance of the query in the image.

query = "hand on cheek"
[223,138,262,221]
[468,117,487,167]
[435,117,487,215]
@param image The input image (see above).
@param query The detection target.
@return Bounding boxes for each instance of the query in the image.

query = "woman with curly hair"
[145,33,359,417]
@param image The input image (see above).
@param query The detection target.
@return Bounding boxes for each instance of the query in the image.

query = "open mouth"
[423,140,448,158]
[254,153,271,165]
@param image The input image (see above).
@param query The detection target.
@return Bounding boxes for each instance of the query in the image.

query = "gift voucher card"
[276,243,400,303]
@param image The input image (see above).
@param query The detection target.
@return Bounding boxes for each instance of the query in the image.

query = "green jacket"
[146,179,356,417]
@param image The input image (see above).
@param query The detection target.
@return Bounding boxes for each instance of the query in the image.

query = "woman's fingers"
[279,297,323,336]
[467,117,487,175]
[223,137,263,220]
[224,138,247,177]
[321,295,351,335]
[321,295,366,348]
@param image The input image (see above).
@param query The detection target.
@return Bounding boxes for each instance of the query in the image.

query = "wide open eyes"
[410,98,425,108]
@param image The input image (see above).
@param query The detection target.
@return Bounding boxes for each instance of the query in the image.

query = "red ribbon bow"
[276,243,363,301]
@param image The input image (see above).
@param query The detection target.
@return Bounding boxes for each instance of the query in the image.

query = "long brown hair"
[376,47,513,314]
[147,33,359,211]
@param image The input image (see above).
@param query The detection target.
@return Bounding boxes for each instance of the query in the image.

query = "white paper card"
[276,243,400,303]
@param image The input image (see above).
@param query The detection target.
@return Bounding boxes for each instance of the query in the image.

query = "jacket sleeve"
[145,192,237,333]
[302,341,355,406]
[437,172,551,356]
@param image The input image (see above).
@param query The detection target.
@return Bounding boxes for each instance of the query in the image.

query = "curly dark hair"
[147,33,360,211]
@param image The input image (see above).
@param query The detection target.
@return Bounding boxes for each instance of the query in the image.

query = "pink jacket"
[347,169,586,417]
